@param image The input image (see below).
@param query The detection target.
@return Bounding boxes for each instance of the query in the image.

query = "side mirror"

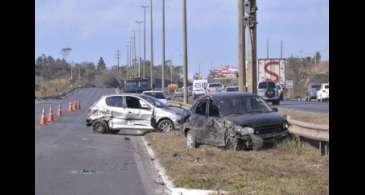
[272,107,278,112]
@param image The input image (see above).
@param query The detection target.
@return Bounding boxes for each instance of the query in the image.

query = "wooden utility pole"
[182,0,189,104]
[238,0,246,93]
[247,0,257,93]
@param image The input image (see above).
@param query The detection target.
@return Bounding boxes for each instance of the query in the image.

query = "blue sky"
[35,0,329,78]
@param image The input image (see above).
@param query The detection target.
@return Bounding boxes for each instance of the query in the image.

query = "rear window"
[258,82,275,89]
[105,96,124,107]
[144,92,165,99]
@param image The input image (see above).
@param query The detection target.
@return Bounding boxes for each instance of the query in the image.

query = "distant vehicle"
[207,83,224,94]
[181,93,289,150]
[86,94,190,133]
[225,86,239,92]
[142,90,168,105]
[192,79,208,100]
[276,84,284,101]
[257,80,281,105]
[120,79,150,93]
[305,82,321,101]
[316,83,329,102]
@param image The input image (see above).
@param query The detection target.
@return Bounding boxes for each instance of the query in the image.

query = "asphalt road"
[277,100,329,113]
[35,88,167,195]
[172,96,329,114]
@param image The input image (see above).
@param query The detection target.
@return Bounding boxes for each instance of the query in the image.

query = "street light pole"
[150,0,155,89]
[161,0,166,91]
[136,21,143,78]
[141,6,148,78]
[238,0,246,93]
[182,0,189,104]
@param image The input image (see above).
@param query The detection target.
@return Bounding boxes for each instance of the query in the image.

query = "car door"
[104,96,129,129]
[125,96,153,129]
[200,99,226,147]
[189,98,209,143]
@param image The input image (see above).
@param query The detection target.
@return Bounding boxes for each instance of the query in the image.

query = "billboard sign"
[257,59,286,85]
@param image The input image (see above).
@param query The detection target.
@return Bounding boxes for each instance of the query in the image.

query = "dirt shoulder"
[278,107,329,125]
[145,131,328,195]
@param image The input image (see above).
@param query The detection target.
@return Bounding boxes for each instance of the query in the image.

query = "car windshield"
[144,92,165,99]
[312,85,321,89]
[209,83,222,88]
[194,83,201,88]
[258,82,275,89]
[226,87,238,92]
[218,96,272,116]
[140,95,166,108]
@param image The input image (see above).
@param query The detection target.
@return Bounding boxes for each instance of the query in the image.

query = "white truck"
[316,83,329,102]
[192,79,208,100]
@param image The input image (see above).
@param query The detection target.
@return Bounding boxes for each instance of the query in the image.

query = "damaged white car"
[86,94,190,133]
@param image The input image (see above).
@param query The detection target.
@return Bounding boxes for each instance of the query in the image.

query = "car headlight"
[235,126,254,136]
[283,122,289,129]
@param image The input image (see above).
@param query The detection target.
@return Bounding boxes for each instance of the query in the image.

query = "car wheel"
[186,130,197,148]
[157,119,174,133]
[93,121,108,134]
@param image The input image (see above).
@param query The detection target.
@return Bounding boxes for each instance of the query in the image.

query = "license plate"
[261,131,287,138]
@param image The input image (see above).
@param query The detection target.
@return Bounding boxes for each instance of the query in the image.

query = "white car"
[86,94,190,133]
[142,90,168,105]
[207,83,224,94]
[316,83,329,102]
[192,79,208,100]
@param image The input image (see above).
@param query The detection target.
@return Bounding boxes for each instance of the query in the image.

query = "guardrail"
[35,83,96,101]
[167,100,329,156]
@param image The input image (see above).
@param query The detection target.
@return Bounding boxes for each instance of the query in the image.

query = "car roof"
[143,90,164,93]
[102,93,143,98]
[197,92,254,101]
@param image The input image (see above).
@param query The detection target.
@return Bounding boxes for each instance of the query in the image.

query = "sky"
[35,0,329,78]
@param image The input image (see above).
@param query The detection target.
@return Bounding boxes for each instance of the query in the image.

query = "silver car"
[86,94,190,133]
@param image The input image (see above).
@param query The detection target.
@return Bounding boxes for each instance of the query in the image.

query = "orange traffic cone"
[39,107,47,126]
[72,101,76,111]
[68,102,72,112]
[47,105,54,123]
[57,104,63,117]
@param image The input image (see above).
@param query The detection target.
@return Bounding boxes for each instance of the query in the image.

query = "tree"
[97,57,106,70]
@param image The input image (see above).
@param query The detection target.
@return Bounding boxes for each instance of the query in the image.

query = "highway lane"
[35,88,167,195]
[172,96,329,113]
[277,100,329,113]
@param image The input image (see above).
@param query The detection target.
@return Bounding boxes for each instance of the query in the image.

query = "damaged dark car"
[182,93,289,150]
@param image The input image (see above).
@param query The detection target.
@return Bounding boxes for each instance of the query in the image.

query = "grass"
[278,107,329,125]
[145,131,328,195]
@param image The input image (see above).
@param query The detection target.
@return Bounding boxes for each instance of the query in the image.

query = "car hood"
[223,112,286,127]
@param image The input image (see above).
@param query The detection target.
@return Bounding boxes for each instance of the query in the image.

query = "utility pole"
[266,39,269,59]
[78,65,81,80]
[136,21,144,78]
[161,0,166,91]
[141,6,148,78]
[126,44,129,78]
[182,0,188,104]
[116,49,120,73]
[280,40,283,59]
[132,31,137,78]
[238,0,246,93]
[150,0,155,89]
[247,0,257,94]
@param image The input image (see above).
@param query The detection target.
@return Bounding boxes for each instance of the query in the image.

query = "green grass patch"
[145,131,328,195]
